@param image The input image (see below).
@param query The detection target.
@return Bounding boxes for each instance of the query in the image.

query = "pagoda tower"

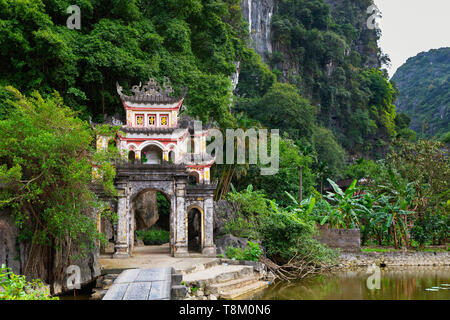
[116,78,215,184]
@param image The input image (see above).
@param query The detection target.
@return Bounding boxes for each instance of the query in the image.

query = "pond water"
[245,267,450,300]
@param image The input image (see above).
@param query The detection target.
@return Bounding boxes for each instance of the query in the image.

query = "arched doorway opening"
[169,151,175,164]
[132,189,171,253]
[188,171,200,185]
[141,145,163,164]
[128,150,135,162]
[187,207,202,253]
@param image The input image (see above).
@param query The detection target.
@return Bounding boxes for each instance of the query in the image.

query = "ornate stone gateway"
[98,78,216,258]
[113,163,216,258]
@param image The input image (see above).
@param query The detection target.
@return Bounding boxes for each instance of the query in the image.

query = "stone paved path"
[102,268,172,300]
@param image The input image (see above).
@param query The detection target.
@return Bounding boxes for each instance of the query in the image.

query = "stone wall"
[338,251,450,268]
[315,228,361,253]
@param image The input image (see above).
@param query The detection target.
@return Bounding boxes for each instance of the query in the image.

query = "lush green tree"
[0,0,248,126]
[0,87,116,285]
[312,126,346,178]
[233,136,315,206]
[242,83,317,141]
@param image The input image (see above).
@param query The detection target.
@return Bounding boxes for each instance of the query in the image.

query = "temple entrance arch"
[131,188,171,251]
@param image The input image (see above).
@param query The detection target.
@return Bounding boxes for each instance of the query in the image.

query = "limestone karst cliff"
[240,0,274,61]
[240,0,381,70]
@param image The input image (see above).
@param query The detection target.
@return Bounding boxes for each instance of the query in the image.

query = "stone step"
[205,275,261,295]
[177,259,221,275]
[183,265,254,287]
[219,281,269,300]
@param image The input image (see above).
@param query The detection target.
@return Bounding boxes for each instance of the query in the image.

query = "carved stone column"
[173,181,188,257]
[202,196,216,256]
[113,188,130,258]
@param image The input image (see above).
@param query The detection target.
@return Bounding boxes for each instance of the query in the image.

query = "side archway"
[186,204,204,253]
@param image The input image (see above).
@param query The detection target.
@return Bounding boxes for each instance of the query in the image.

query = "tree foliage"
[0,87,115,253]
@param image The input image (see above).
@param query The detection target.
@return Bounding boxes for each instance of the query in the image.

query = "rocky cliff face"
[0,209,100,295]
[392,47,450,137]
[324,0,381,69]
[240,0,380,68]
[240,0,274,61]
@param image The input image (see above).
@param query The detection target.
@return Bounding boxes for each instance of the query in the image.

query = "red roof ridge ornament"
[116,77,187,104]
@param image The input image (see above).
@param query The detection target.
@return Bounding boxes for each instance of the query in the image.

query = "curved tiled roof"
[117,78,187,104]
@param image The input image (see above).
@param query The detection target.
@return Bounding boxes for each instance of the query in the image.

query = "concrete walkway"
[102,268,172,300]
[99,244,218,273]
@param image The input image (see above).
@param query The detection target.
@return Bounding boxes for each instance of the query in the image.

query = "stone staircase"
[181,260,269,300]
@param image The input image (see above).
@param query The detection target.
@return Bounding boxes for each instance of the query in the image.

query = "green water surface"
[246,267,450,300]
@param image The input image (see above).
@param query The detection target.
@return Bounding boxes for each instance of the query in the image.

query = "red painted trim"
[187,164,213,168]
[122,137,179,142]
[127,107,179,111]
[122,98,184,111]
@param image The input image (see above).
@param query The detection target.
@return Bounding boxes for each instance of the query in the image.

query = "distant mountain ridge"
[392,48,450,137]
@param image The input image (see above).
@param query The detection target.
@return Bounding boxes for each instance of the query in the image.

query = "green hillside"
[392,47,450,138]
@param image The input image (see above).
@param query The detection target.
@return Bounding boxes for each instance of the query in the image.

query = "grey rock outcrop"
[134,190,159,230]
[240,0,274,61]
[215,234,250,255]
[0,209,100,295]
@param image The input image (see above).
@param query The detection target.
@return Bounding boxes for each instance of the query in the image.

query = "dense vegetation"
[391,47,450,139]
[0,87,118,291]
[225,138,449,257]
[248,0,398,158]
[0,265,57,300]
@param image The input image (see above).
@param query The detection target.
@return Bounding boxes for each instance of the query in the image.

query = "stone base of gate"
[113,243,130,259]
[202,246,216,257]
[173,245,190,258]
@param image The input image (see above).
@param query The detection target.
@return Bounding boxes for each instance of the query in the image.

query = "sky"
[373,0,450,78]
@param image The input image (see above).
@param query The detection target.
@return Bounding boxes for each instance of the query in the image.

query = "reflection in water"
[247,267,450,300]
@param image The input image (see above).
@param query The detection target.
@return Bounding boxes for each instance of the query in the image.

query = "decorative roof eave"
[120,126,180,135]
[116,78,187,105]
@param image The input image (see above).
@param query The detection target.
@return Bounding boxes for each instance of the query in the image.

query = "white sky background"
[374,0,450,78]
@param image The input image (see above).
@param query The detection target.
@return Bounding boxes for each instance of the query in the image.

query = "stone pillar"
[202,197,216,256]
[173,182,189,257]
[114,188,130,258]
[135,150,141,162]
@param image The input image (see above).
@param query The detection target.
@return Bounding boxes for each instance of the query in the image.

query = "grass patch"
[362,248,400,253]
[136,227,170,245]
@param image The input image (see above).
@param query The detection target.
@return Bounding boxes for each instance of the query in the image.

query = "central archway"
[131,188,172,254]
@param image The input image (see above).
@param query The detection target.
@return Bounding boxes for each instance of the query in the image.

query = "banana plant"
[374,195,413,248]
[323,178,360,229]
[284,191,316,217]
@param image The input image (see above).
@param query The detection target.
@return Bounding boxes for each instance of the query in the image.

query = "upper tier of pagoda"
[116,77,187,105]
[116,78,187,128]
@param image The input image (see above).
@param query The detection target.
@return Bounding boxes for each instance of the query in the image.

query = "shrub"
[224,241,262,262]
[223,213,260,240]
[0,265,57,300]
[136,227,170,245]
[223,185,270,239]
[258,205,337,265]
